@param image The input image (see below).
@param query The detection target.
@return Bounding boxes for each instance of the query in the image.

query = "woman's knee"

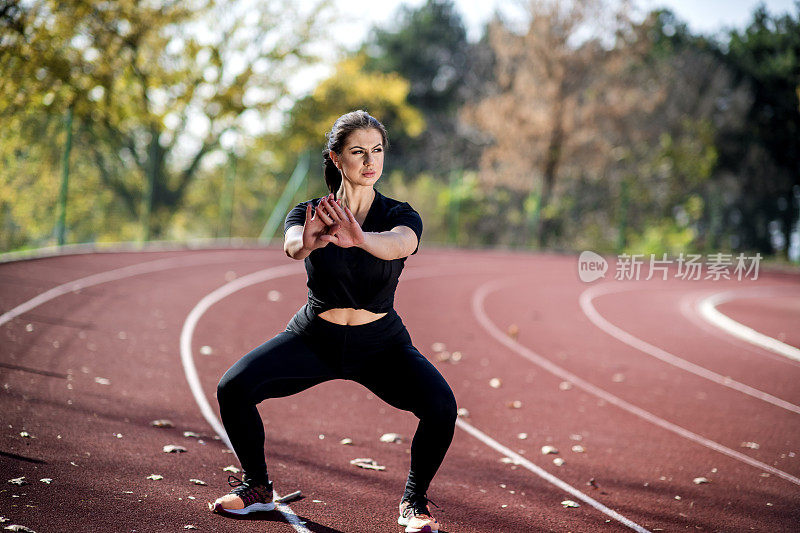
[422,386,457,425]
[217,370,251,408]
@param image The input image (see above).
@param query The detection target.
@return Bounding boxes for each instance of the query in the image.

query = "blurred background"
[1,0,798,262]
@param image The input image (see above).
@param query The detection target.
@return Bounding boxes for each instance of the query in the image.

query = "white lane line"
[179,263,309,533]
[474,278,800,486]
[579,283,800,414]
[455,419,651,533]
[0,252,260,328]
[181,264,651,533]
[679,293,800,365]
[697,287,800,363]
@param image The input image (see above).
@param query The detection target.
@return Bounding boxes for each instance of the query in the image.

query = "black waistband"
[286,304,406,343]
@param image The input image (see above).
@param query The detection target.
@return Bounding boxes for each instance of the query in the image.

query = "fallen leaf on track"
[558,381,573,391]
[183,526,198,530]
[489,378,502,389]
[456,407,470,418]
[553,458,565,467]
[94,377,111,385]
[561,500,580,508]
[693,477,710,485]
[151,420,174,428]
[507,400,522,409]
[147,474,163,481]
[39,478,52,484]
[740,441,760,449]
[571,445,585,453]
[507,324,519,340]
[350,458,385,471]
[379,433,402,444]
[4,525,36,532]
[183,432,201,438]
[223,465,240,473]
[189,479,207,486]
[340,438,353,445]
[541,446,558,455]
[163,445,187,453]
[8,477,27,486]
[517,433,528,440]
[199,346,213,356]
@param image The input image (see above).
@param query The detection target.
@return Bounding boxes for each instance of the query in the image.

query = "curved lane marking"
[475,278,800,486]
[579,283,800,414]
[678,293,800,366]
[697,288,800,363]
[181,264,652,533]
[0,252,260,328]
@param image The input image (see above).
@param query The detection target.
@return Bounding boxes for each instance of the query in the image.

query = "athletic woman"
[209,110,457,533]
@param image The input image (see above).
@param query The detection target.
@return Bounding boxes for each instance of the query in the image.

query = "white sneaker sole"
[213,501,276,515]
[397,516,438,533]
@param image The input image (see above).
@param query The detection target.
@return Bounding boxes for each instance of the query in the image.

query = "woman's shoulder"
[374,190,417,213]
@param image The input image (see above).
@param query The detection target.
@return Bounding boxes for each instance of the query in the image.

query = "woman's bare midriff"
[318,308,387,326]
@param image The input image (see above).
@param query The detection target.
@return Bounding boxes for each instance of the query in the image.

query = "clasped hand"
[302,193,365,251]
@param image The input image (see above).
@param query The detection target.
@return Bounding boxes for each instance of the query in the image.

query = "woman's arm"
[358,227,418,260]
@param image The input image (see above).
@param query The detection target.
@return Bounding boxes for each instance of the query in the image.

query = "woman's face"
[331,128,385,188]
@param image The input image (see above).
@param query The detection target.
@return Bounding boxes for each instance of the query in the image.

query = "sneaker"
[398,498,440,533]
[208,475,276,515]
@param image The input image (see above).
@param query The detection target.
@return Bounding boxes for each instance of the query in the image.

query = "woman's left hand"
[318,197,365,248]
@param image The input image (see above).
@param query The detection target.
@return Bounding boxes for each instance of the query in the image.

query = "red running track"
[0,247,798,532]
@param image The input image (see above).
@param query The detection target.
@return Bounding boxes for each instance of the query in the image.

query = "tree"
[714,4,800,256]
[278,53,425,190]
[1,0,329,242]
[363,0,489,177]
[462,0,661,247]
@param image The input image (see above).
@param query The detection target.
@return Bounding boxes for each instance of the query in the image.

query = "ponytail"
[322,150,341,195]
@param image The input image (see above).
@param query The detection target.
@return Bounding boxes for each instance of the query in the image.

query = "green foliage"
[715,4,800,255]
[281,54,425,157]
[363,0,484,177]
[0,0,329,247]
[2,1,798,258]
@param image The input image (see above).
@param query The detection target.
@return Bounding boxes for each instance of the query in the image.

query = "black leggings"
[216,305,457,500]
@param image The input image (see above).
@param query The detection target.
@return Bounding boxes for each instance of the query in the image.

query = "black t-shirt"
[283,190,423,314]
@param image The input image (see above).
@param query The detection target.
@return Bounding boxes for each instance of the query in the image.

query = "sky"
[331,0,799,47]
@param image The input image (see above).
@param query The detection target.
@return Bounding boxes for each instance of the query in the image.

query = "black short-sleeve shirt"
[283,190,423,314]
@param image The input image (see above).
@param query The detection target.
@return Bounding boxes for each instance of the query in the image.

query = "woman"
[210,110,457,533]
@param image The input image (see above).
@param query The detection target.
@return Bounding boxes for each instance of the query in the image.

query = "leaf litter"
[350,458,385,471]
[379,433,402,444]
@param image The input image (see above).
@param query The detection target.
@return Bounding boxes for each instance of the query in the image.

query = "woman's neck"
[336,182,375,217]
